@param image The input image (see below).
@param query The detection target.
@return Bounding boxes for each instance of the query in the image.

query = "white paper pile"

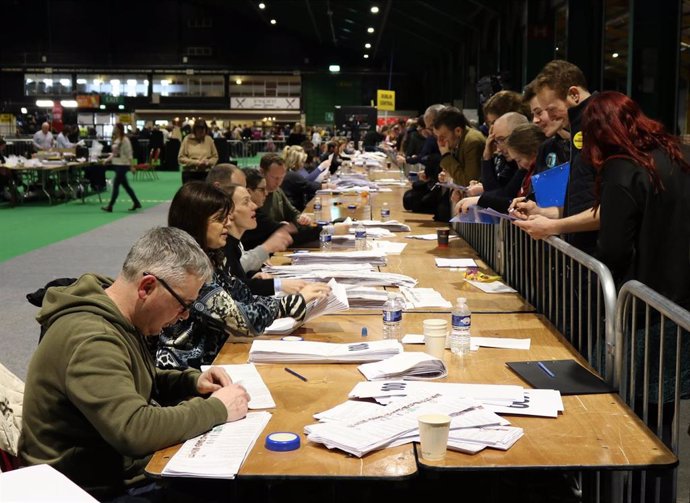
[262,264,418,289]
[264,278,349,335]
[287,250,387,266]
[399,287,452,309]
[355,219,411,232]
[344,286,390,309]
[358,352,448,381]
[466,280,517,294]
[305,392,500,457]
[162,411,272,479]
[435,257,477,268]
[406,233,460,241]
[248,339,403,363]
[200,363,276,409]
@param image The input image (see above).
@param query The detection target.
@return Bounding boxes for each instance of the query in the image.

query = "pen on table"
[536,361,556,378]
[361,327,368,337]
[284,367,308,382]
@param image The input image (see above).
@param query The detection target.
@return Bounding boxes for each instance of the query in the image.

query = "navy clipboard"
[506,359,615,395]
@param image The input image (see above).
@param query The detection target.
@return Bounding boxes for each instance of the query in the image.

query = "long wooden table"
[145,180,676,495]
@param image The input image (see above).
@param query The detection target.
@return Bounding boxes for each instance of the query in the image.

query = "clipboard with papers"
[531,162,570,207]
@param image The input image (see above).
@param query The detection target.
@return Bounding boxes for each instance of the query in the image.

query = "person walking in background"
[101,123,142,213]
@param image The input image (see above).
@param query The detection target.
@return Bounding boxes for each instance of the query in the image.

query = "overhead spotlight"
[363,54,369,59]
[235,79,243,85]
[76,78,87,84]
[36,99,54,107]
[270,18,276,25]
[99,104,106,110]
[60,100,78,108]
[118,105,125,110]
[370,6,379,13]
[20,107,28,114]
[329,64,341,73]
[612,52,619,58]
[367,27,374,33]
[259,2,265,8]
[365,43,371,49]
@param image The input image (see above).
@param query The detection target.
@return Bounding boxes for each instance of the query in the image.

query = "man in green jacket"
[434,106,486,187]
[19,227,250,500]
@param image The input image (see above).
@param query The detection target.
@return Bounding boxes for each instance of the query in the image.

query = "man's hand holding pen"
[508,197,536,220]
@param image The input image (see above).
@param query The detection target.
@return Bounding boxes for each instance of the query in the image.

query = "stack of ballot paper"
[344,286,389,309]
[358,352,448,380]
[348,381,564,418]
[262,264,418,289]
[264,278,349,335]
[406,233,460,241]
[162,411,272,479]
[248,339,403,363]
[200,364,276,409]
[355,220,411,232]
[305,392,514,457]
[399,287,452,309]
[287,250,387,266]
[435,257,477,268]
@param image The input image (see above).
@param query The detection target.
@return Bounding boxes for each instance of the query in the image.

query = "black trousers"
[108,165,140,208]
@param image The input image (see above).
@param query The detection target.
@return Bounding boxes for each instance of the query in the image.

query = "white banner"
[230,97,300,110]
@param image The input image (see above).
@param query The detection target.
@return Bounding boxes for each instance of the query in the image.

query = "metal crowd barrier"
[615,280,690,503]
[451,221,500,273]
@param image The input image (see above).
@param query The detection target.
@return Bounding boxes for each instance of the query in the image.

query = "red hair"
[581,91,690,209]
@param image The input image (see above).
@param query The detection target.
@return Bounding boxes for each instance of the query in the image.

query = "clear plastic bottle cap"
[457,297,466,304]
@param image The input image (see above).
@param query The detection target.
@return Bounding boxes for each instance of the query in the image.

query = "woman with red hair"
[582,90,690,309]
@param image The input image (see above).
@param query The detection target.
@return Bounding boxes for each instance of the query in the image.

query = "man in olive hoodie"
[19,227,250,500]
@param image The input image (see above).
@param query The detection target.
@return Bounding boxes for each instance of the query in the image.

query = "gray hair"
[121,227,212,285]
[424,104,446,122]
[498,111,529,134]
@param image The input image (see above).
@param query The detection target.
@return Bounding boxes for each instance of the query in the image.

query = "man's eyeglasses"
[494,136,507,146]
[143,272,195,314]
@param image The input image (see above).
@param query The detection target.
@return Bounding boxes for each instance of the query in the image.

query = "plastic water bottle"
[380,202,390,221]
[450,297,471,355]
[319,225,332,251]
[382,293,404,340]
[313,196,323,223]
[354,222,367,250]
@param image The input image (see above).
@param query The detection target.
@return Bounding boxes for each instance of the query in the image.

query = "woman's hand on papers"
[299,282,332,303]
[281,279,308,294]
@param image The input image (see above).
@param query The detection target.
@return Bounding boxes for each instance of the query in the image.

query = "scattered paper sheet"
[0,465,98,502]
[402,333,425,344]
[466,279,517,294]
[358,352,448,381]
[201,364,276,409]
[435,257,477,268]
[470,337,531,350]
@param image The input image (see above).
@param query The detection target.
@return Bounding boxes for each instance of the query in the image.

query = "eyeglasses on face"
[143,272,195,314]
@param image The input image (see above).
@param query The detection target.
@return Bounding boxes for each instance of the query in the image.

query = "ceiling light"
[20,107,28,114]
[235,79,243,85]
[59,78,71,86]
[259,2,265,8]
[99,104,106,110]
[270,18,276,25]
[612,52,619,58]
[329,64,341,73]
[60,100,78,108]
[371,6,379,13]
[118,105,125,110]
[365,43,371,49]
[363,54,369,59]
[36,99,54,107]
[367,27,374,33]
[127,79,137,85]
[76,78,87,84]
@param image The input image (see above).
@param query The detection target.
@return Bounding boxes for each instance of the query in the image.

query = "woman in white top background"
[101,122,142,213]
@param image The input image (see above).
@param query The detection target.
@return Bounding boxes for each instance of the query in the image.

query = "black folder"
[506,359,615,395]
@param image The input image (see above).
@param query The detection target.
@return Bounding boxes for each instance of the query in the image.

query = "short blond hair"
[282,145,308,170]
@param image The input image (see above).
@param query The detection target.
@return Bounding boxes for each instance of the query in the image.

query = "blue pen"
[284,367,308,382]
[537,361,556,378]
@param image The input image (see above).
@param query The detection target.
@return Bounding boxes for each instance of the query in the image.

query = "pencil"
[284,367,308,382]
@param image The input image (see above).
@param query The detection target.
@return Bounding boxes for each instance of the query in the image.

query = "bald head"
[423,104,445,131]
[206,163,246,192]
[41,122,50,133]
[493,112,528,158]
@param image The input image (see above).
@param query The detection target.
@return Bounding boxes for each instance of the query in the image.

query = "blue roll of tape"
[265,432,301,452]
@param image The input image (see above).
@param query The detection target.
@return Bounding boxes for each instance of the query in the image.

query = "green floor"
[0,156,261,263]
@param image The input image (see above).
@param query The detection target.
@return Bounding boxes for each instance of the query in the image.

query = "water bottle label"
[383,310,402,322]
[320,234,332,243]
[381,209,390,218]
[314,203,322,210]
[355,229,366,238]
[452,314,471,328]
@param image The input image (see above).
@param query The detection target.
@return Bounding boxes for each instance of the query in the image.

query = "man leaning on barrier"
[19,227,250,501]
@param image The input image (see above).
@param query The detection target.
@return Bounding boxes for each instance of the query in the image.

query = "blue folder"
[531,162,570,207]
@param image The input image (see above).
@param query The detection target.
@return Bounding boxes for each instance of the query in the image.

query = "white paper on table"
[484,389,564,418]
[405,233,460,241]
[162,411,272,479]
[368,241,408,254]
[402,333,425,344]
[435,257,477,268]
[263,317,298,335]
[470,337,531,350]
[399,287,452,309]
[201,364,276,409]
[349,380,525,404]
[313,400,385,422]
[358,352,447,381]
[465,279,517,294]
[0,465,98,502]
